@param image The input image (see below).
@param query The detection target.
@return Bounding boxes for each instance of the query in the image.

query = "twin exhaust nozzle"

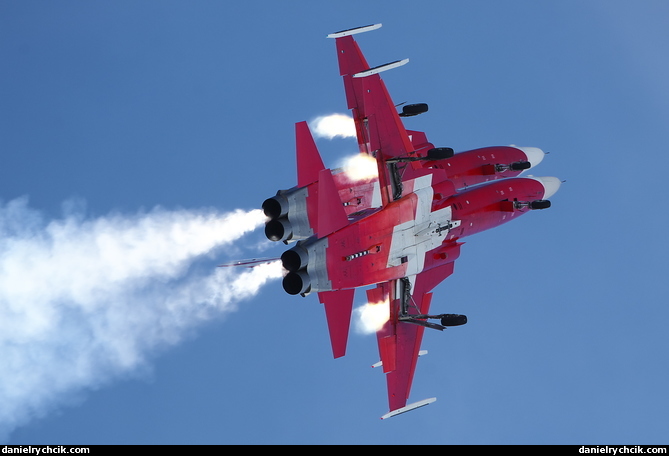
[281,245,311,295]
[262,194,293,243]
[263,191,314,295]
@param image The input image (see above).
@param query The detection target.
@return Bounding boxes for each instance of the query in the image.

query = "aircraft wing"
[367,262,457,419]
[330,26,426,206]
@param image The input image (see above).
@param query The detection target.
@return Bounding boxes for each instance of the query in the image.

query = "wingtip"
[327,23,382,39]
[352,59,409,78]
[380,398,437,420]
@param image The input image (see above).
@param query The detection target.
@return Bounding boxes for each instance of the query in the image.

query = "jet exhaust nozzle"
[265,217,293,242]
[262,195,290,220]
[283,270,311,295]
[281,245,309,272]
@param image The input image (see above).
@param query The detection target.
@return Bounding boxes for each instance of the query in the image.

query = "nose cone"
[516,146,545,169]
[530,176,561,199]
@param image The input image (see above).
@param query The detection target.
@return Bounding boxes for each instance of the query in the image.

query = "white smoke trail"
[310,113,356,139]
[0,197,282,440]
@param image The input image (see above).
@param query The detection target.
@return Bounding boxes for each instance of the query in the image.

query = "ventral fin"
[318,289,355,358]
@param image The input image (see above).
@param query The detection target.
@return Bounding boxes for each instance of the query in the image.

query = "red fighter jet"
[261,24,561,419]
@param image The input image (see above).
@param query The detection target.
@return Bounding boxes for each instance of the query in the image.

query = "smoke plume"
[0,197,282,440]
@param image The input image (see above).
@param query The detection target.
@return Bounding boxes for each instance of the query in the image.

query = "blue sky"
[1,0,668,445]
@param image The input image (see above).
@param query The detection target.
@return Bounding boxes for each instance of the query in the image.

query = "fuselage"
[281,172,557,295]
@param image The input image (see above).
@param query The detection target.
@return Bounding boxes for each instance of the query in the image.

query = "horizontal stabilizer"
[318,289,355,358]
[327,23,382,39]
[380,397,436,420]
[372,350,427,368]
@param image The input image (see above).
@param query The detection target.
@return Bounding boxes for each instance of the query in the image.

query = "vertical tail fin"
[296,121,325,187]
[316,168,349,237]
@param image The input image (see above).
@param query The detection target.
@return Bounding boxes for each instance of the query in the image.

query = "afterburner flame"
[355,299,390,334]
[343,154,378,182]
[311,114,356,139]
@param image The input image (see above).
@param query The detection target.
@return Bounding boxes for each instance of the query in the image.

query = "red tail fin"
[316,168,349,237]
[296,121,325,187]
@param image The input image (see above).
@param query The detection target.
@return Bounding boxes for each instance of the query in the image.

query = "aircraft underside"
[254,23,561,419]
